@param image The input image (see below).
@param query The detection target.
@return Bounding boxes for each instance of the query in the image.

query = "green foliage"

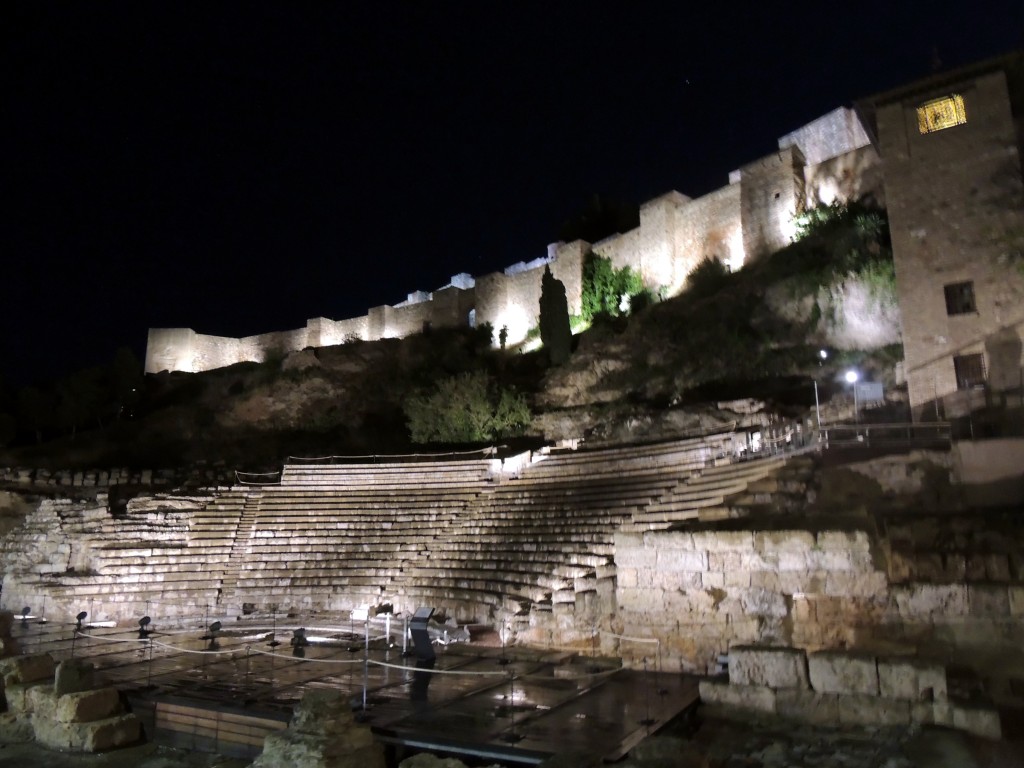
[403,370,530,444]
[685,257,730,298]
[475,321,495,349]
[539,266,572,365]
[580,252,646,323]
[760,202,894,303]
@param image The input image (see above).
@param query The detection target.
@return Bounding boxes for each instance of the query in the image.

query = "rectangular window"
[953,353,986,390]
[917,94,967,134]
[944,281,976,315]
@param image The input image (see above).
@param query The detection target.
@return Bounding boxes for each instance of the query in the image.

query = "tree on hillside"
[111,346,143,419]
[57,366,106,438]
[404,370,530,444]
[17,386,55,444]
[539,266,572,365]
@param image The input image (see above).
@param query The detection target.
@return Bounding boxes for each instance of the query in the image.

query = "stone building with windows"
[860,53,1024,419]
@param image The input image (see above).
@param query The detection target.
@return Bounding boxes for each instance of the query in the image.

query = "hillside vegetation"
[0,204,902,468]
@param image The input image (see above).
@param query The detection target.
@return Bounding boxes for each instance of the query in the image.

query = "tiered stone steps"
[623,455,789,530]
[20,493,228,620]
[401,437,727,620]
[229,459,498,615]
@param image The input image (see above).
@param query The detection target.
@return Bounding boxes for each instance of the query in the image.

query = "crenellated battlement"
[145,107,878,374]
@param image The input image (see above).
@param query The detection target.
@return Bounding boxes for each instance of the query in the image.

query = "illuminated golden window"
[917,94,967,134]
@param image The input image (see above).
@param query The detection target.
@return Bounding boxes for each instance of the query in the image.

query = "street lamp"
[845,370,860,423]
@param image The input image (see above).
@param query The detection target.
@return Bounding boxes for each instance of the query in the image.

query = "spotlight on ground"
[75,611,88,632]
[138,616,152,639]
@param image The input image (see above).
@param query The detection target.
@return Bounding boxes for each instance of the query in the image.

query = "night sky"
[5,2,1023,385]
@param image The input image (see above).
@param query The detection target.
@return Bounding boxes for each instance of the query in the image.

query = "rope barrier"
[367,658,508,677]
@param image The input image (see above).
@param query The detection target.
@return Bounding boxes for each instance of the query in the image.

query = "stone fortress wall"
[145,107,881,374]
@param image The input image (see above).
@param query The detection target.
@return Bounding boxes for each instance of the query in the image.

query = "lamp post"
[845,370,859,423]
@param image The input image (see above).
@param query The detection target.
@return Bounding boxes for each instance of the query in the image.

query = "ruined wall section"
[613,525,1024,674]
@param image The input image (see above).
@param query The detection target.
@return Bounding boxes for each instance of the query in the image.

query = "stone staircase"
[217,492,262,605]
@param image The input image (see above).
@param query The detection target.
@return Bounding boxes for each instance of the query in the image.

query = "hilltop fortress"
[145,106,882,370]
[147,53,1024,420]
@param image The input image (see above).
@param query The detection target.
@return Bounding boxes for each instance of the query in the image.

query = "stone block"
[808,651,878,695]
[657,549,707,571]
[894,584,968,618]
[951,703,1001,739]
[738,589,787,619]
[54,659,96,696]
[824,571,887,597]
[691,531,753,553]
[701,571,724,589]
[290,689,354,736]
[34,712,141,752]
[984,553,1011,581]
[816,530,871,552]
[1,654,55,687]
[729,646,808,689]
[697,679,776,715]
[837,694,911,726]
[877,658,947,701]
[774,688,841,725]
[254,729,384,768]
[968,585,1009,617]
[55,688,121,723]
[1010,586,1024,616]
[723,569,751,588]
[26,685,56,719]
[754,530,814,554]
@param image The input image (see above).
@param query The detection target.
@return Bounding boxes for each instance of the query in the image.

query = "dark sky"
[5,2,1023,385]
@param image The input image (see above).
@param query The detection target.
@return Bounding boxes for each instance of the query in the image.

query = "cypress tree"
[539,266,572,365]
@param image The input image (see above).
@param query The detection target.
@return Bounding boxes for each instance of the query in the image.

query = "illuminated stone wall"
[870,57,1024,415]
[145,105,886,374]
[613,523,1024,674]
[739,146,806,261]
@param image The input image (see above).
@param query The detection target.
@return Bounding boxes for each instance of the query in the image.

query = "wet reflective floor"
[9,618,698,765]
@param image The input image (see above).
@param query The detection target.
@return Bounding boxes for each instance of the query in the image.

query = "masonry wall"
[145,108,887,373]
[474,243,586,345]
[739,146,806,262]
[876,65,1024,414]
[613,525,1024,674]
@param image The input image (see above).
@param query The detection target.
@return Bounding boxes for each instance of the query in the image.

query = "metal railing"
[822,421,952,448]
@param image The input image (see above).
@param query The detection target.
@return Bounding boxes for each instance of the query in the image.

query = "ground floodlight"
[209,620,222,635]
[138,616,152,638]
[19,607,30,625]
[75,611,88,631]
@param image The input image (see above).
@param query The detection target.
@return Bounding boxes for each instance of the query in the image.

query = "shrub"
[404,371,530,444]
[686,257,730,297]
[580,252,646,323]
